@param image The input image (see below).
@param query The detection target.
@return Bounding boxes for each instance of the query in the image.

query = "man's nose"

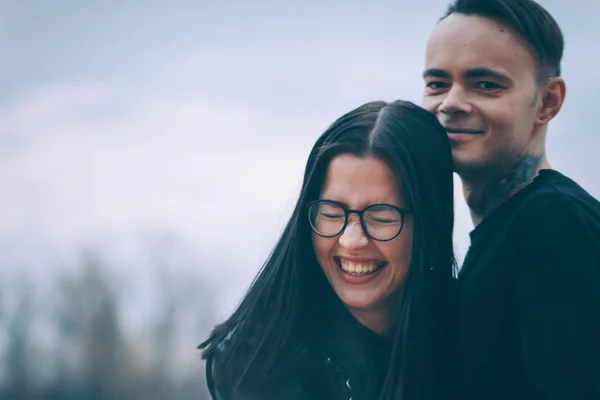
[439,85,472,116]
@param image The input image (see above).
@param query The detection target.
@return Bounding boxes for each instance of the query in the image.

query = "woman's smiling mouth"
[335,256,387,276]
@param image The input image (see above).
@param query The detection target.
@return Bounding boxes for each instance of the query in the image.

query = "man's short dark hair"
[441,0,563,82]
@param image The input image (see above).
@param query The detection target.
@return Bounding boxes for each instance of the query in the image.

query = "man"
[421,0,600,399]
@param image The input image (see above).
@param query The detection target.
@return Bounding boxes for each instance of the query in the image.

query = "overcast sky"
[1,0,597,318]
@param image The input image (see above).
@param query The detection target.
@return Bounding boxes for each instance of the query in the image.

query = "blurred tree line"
[0,251,216,400]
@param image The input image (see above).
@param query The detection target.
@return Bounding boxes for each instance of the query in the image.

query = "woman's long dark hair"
[200,100,456,400]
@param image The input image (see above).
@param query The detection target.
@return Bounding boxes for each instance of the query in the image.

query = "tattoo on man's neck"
[478,153,543,217]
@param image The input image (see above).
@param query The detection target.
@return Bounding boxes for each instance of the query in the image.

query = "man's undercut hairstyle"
[442,0,563,83]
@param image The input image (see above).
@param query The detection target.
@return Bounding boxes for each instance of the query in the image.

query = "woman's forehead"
[320,154,404,207]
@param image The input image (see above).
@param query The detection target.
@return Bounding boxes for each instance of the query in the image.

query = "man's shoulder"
[509,169,600,225]
[459,170,600,287]
[498,170,600,263]
[468,169,600,255]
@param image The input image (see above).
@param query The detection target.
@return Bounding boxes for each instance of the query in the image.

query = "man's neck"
[462,153,550,226]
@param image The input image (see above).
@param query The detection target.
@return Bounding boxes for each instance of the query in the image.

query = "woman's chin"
[336,290,384,312]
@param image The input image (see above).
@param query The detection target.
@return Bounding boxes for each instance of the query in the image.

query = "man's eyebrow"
[422,67,513,82]
[422,68,451,79]
[463,67,511,82]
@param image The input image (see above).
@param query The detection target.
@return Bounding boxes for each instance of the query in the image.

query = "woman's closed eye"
[321,212,344,219]
[368,216,399,224]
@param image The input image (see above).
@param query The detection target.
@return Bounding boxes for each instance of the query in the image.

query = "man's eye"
[426,81,449,90]
[476,81,503,90]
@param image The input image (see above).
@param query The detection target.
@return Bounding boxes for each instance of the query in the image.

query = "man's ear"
[536,77,566,125]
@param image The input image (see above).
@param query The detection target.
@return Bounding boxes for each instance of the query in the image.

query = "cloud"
[3,0,599,317]
[0,85,279,230]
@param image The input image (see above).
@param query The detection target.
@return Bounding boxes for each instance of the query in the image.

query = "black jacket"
[205,309,390,400]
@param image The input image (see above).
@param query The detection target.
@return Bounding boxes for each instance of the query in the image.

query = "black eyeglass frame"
[307,199,412,242]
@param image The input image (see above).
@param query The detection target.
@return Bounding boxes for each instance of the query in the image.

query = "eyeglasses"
[308,200,411,242]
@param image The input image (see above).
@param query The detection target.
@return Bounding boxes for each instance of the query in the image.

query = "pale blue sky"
[1,0,597,319]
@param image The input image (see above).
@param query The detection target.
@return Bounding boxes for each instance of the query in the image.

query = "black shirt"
[455,169,600,400]
[207,303,391,400]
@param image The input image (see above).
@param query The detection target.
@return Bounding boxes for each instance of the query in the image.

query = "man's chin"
[451,155,490,179]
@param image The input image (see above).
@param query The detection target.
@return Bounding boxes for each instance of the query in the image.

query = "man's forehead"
[426,14,525,56]
[424,14,535,78]
[429,13,509,41]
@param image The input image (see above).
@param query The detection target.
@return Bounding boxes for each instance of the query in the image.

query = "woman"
[200,100,456,400]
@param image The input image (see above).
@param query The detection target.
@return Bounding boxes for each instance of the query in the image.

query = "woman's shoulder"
[205,327,253,399]
[206,330,334,400]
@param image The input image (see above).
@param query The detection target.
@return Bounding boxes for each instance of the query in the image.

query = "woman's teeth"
[339,259,383,276]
